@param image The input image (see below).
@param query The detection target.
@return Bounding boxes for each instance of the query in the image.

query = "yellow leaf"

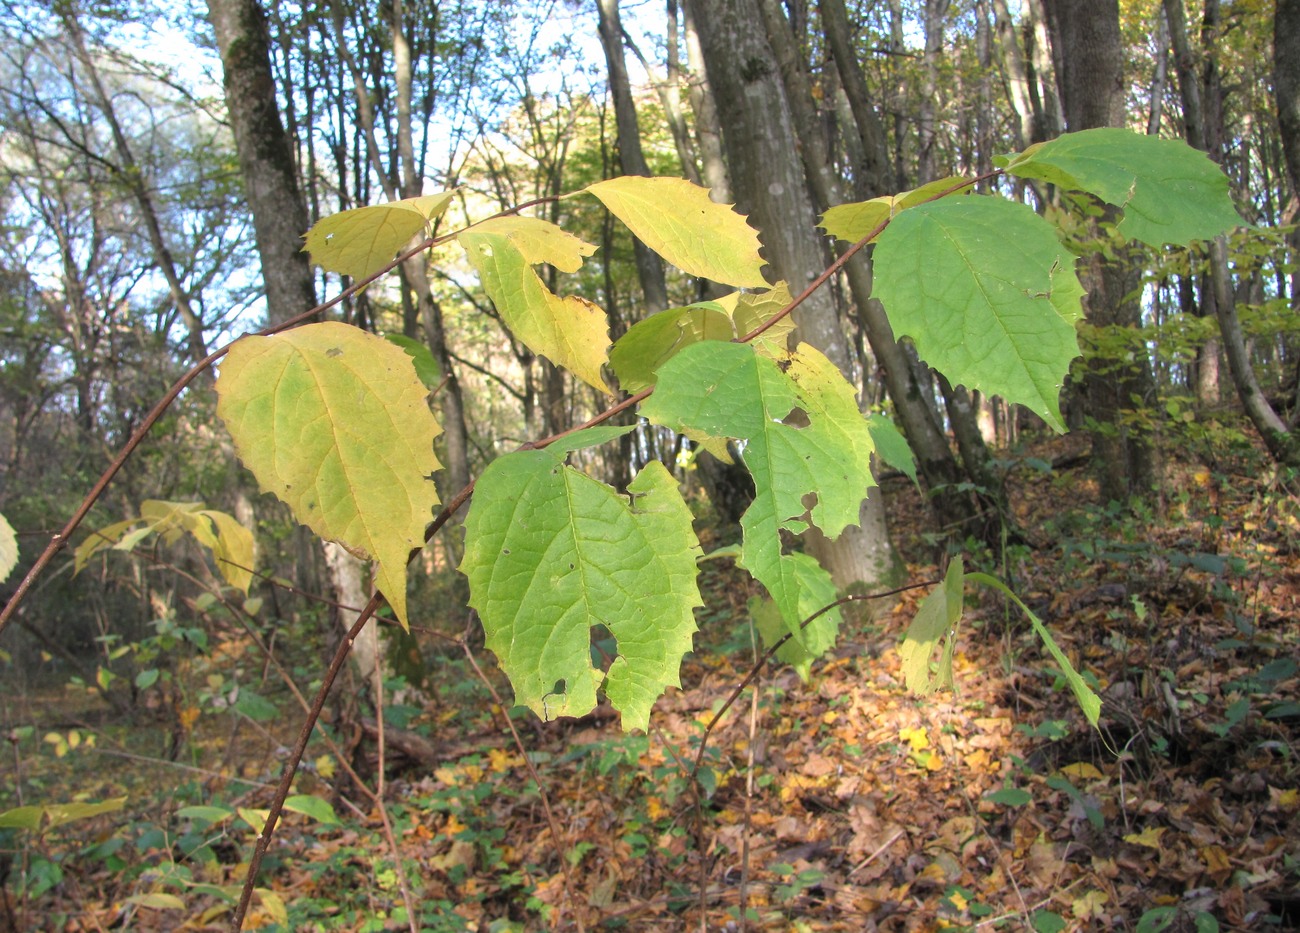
[1122,826,1165,849]
[216,323,442,629]
[470,215,596,273]
[1061,762,1103,780]
[256,888,288,925]
[238,807,269,833]
[125,893,186,911]
[303,192,455,282]
[899,726,930,751]
[1072,890,1108,918]
[315,755,336,780]
[584,177,768,288]
[458,230,610,394]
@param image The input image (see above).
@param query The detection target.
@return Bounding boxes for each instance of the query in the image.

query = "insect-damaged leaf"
[461,445,701,732]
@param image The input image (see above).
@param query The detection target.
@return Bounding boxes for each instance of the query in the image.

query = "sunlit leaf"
[584,176,768,288]
[462,439,701,732]
[821,176,972,243]
[303,192,455,281]
[458,229,610,393]
[874,196,1083,432]
[610,303,733,392]
[0,512,16,584]
[469,215,597,273]
[216,322,441,628]
[641,341,874,650]
[997,128,1243,246]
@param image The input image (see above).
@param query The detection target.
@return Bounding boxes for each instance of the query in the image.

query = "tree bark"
[760,0,987,539]
[1209,238,1300,467]
[1278,0,1300,196]
[1044,0,1156,502]
[596,0,670,316]
[687,0,904,596]
[207,0,317,326]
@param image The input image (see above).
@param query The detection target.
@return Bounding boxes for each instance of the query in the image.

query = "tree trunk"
[208,0,374,675]
[1278,0,1300,197]
[687,0,903,597]
[596,0,670,316]
[1044,0,1156,502]
[207,0,318,326]
[760,0,987,540]
[1209,238,1300,467]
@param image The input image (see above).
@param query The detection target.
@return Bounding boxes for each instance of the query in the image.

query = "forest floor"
[2,431,1299,932]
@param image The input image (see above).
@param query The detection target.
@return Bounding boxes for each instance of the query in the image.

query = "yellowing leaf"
[458,229,610,393]
[216,322,442,628]
[238,807,270,833]
[75,502,254,594]
[126,893,186,911]
[303,192,455,282]
[1061,762,1103,780]
[0,512,17,584]
[470,215,597,273]
[256,889,288,925]
[1123,826,1166,849]
[821,176,972,244]
[584,177,768,288]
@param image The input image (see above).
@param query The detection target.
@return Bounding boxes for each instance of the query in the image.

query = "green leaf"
[997,128,1243,246]
[610,303,733,392]
[984,786,1032,807]
[967,572,1102,726]
[125,893,186,911]
[820,175,972,243]
[462,457,701,731]
[216,322,441,629]
[0,806,43,830]
[176,805,236,826]
[385,334,442,389]
[135,669,160,690]
[458,228,610,394]
[283,794,340,825]
[0,512,16,584]
[749,552,842,678]
[1032,910,1069,933]
[42,797,127,830]
[874,196,1083,432]
[303,192,455,281]
[641,341,874,649]
[545,424,637,455]
[867,414,918,485]
[583,177,768,288]
[899,557,964,694]
[233,689,279,722]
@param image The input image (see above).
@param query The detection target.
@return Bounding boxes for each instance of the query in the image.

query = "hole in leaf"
[783,406,810,428]
[801,491,818,512]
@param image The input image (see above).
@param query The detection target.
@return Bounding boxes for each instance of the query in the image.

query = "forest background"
[0,0,1298,929]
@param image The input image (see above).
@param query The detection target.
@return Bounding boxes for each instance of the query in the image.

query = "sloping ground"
[3,435,1298,931]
